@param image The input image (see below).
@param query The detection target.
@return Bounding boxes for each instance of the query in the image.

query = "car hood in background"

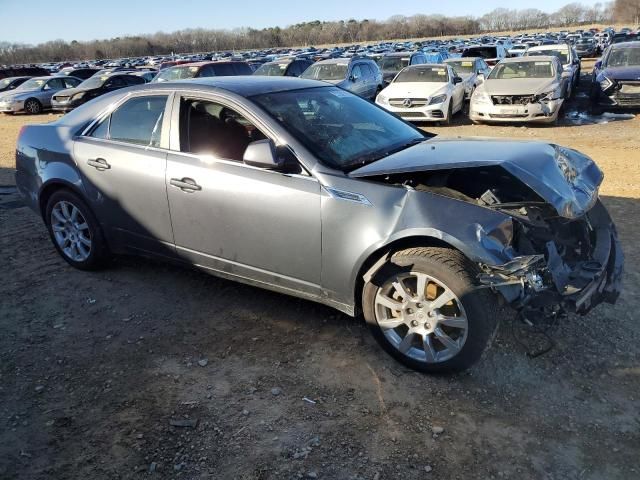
[482,78,557,96]
[0,88,39,100]
[381,81,448,98]
[350,137,603,219]
[601,66,640,81]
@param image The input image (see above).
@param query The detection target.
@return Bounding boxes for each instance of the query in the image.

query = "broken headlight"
[554,146,601,218]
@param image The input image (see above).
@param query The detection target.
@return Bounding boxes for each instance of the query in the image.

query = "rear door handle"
[87,158,111,170]
[170,177,202,192]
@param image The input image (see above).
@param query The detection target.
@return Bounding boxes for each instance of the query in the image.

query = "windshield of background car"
[254,63,288,76]
[462,47,497,59]
[154,66,199,82]
[378,57,410,71]
[251,86,425,170]
[445,61,474,73]
[77,75,108,89]
[300,64,348,81]
[0,78,14,88]
[17,79,45,90]
[605,47,640,67]
[489,61,554,79]
[527,49,569,63]
[395,66,449,82]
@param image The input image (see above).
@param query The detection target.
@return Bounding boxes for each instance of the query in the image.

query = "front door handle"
[87,158,111,170]
[170,177,202,192]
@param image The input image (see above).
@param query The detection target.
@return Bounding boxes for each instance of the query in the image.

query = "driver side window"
[179,98,267,162]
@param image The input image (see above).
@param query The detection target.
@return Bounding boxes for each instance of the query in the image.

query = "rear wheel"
[24,98,42,114]
[362,247,499,373]
[45,190,110,270]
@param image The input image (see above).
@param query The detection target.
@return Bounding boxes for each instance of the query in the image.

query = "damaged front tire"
[363,247,500,373]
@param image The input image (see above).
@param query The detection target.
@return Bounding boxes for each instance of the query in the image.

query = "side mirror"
[243,139,283,170]
[453,76,463,84]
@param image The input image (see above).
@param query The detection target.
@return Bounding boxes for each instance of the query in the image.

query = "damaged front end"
[351,139,624,316]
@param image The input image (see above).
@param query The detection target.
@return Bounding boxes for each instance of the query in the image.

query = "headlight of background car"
[376,94,388,104]
[71,92,86,102]
[598,74,614,92]
[429,94,448,105]
[472,90,491,104]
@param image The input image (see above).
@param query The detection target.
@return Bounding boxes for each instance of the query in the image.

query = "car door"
[73,93,175,257]
[41,78,67,107]
[164,93,322,296]
[349,64,366,97]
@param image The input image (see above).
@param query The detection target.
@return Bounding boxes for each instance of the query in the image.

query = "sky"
[0,0,604,45]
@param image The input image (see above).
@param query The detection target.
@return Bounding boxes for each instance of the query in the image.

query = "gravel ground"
[1,65,639,480]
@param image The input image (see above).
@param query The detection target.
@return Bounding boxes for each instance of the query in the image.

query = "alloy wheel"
[374,272,468,364]
[50,200,92,262]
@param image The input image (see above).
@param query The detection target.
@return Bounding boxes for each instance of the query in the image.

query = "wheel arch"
[352,234,466,317]
[38,179,86,221]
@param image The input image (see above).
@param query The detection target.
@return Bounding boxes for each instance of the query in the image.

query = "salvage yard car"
[253,58,314,77]
[51,73,145,112]
[300,57,382,99]
[590,41,640,110]
[0,76,81,114]
[15,77,623,373]
[376,64,465,124]
[443,57,491,98]
[152,61,252,82]
[525,43,581,95]
[470,57,569,124]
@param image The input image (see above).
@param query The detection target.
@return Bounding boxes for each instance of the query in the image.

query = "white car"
[375,64,465,124]
[469,56,569,124]
[444,57,491,99]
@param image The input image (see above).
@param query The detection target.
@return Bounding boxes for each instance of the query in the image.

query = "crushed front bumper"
[480,201,623,315]
[470,98,563,124]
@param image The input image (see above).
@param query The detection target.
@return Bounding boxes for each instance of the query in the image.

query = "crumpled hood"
[380,81,448,99]
[481,78,557,96]
[601,66,640,81]
[350,137,603,219]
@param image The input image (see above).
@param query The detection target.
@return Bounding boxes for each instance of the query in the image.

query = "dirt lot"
[1,65,639,480]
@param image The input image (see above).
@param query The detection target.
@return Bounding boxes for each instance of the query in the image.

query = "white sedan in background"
[444,57,491,98]
[375,64,465,124]
[469,56,569,125]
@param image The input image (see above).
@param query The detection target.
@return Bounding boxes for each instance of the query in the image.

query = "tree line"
[0,1,636,65]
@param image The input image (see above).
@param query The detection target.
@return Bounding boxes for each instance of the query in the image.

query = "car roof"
[382,52,414,57]
[2,76,31,81]
[528,44,569,51]
[144,76,328,96]
[499,56,558,63]
[611,41,640,49]
[404,63,449,70]
[444,57,480,62]
[175,61,246,68]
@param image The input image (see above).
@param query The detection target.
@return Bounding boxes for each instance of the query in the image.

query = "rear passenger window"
[90,95,167,147]
[232,63,252,75]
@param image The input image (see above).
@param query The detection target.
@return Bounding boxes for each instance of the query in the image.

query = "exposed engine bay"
[365,165,624,316]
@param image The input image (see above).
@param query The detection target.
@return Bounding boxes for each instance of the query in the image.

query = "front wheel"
[24,98,42,114]
[362,247,499,373]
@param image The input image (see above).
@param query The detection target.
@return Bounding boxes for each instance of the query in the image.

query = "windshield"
[154,66,199,82]
[378,57,410,72]
[489,61,554,79]
[300,64,348,81]
[395,66,449,82]
[17,79,46,90]
[445,60,474,74]
[254,63,288,76]
[77,75,108,89]
[527,49,569,63]
[251,86,426,170]
[605,47,640,67]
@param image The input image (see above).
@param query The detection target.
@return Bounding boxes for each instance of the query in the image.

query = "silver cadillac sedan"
[15,77,623,373]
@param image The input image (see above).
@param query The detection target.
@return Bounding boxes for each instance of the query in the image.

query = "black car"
[51,73,145,112]
[58,68,101,80]
[0,66,49,80]
[377,52,428,84]
[591,41,640,110]
[575,38,598,58]
[0,76,30,93]
[253,58,314,77]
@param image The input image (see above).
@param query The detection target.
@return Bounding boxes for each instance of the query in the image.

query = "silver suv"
[300,57,383,99]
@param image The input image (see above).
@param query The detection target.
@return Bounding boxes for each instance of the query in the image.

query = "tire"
[24,98,42,114]
[444,101,453,126]
[45,189,110,270]
[362,247,499,373]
